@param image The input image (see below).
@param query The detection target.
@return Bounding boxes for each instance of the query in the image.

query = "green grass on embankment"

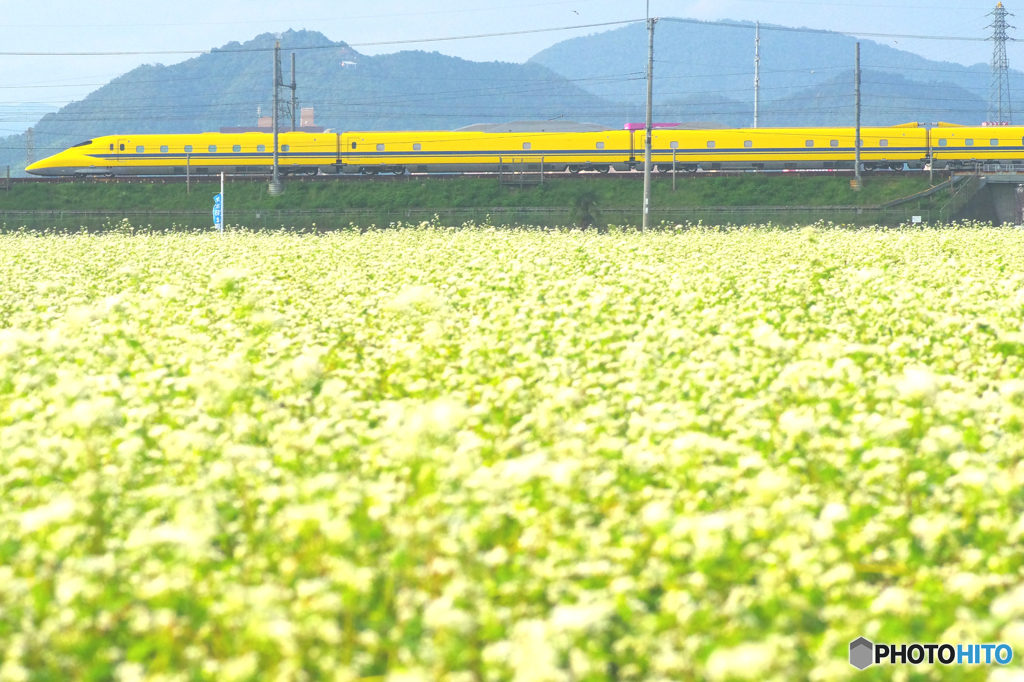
[0,174,934,212]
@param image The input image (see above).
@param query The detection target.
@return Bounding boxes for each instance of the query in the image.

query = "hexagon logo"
[850,637,874,670]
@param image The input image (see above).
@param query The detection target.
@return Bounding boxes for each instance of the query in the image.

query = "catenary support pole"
[854,42,862,191]
[291,52,297,132]
[270,40,283,195]
[220,171,225,233]
[673,149,676,191]
[186,153,190,194]
[754,21,760,128]
[642,13,657,232]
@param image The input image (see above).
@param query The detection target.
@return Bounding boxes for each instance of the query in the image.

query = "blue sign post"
[213,193,223,232]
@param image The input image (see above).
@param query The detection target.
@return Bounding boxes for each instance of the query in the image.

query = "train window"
[707,141,716,149]
[991,139,1000,146]
[282,145,290,152]
[879,140,889,147]
[743,141,752,148]
[233,145,241,152]
[71,140,93,148]
[160,146,169,153]
[120,144,125,151]
[136,146,144,153]
[351,142,357,149]
[109,144,114,151]
[257,145,266,152]
[831,140,839,148]
[671,141,680,149]
[413,143,422,151]
[805,140,814,148]
[965,139,974,147]
[209,145,217,153]
[596,142,605,150]
[523,142,531,150]
[184,145,193,153]
[377,143,385,151]
[938,139,948,147]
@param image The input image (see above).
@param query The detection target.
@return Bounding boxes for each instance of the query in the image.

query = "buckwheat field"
[3,224,1024,682]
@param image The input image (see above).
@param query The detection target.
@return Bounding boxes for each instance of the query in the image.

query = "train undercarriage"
[46,157,975,179]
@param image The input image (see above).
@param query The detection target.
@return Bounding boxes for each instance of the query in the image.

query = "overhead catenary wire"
[0,106,1006,153]
[10,70,1001,116]
[0,43,1009,108]
[7,61,1000,93]
[9,79,991,119]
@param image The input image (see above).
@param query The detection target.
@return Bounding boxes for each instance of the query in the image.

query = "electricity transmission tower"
[988,2,1014,124]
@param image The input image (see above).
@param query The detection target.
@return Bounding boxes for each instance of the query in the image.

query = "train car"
[25,131,337,177]
[929,124,1024,169]
[642,124,930,172]
[337,127,633,175]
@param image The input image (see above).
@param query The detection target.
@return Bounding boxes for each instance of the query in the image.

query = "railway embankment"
[0,174,947,229]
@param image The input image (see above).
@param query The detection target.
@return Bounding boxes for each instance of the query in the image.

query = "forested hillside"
[531,19,1011,128]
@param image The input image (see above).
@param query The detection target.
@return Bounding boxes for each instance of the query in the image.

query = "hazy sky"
[0,0,1015,133]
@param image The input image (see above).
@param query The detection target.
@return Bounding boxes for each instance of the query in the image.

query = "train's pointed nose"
[25,160,44,176]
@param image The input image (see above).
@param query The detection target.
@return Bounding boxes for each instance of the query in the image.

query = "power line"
[0,19,643,57]
[659,16,991,42]
[0,15,1004,59]
[0,0,604,30]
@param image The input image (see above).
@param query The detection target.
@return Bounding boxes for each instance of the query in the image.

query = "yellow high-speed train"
[25,121,1024,177]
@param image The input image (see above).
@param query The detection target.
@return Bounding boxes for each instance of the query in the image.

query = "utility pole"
[754,22,760,128]
[988,2,1014,124]
[854,42,862,191]
[642,6,657,232]
[290,52,298,131]
[270,39,284,195]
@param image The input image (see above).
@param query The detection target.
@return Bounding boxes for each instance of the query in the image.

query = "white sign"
[912,216,922,224]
